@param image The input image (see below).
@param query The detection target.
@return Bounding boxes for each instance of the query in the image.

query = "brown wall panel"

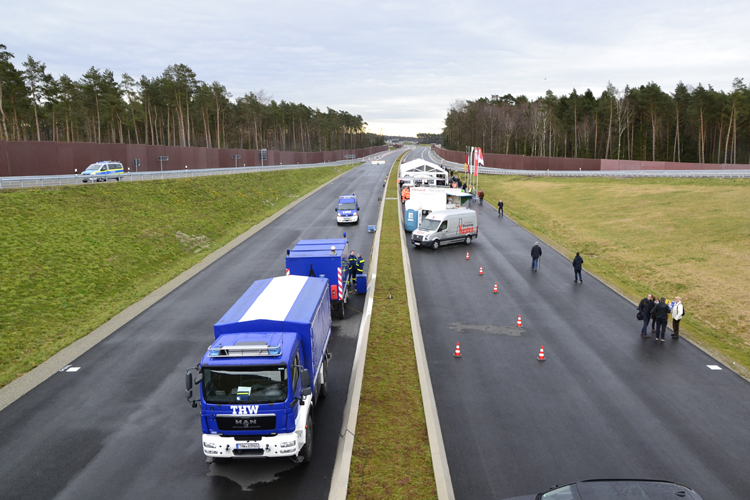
[0,141,9,176]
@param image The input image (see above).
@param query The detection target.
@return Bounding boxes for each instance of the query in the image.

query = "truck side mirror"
[300,368,310,388]
[334,207,337,211]
[185,372,193,391]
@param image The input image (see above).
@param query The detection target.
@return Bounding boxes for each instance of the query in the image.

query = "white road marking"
[707,365,722,370]
[66,367,81,372]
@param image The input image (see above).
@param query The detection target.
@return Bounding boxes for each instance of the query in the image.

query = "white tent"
[398,159,449,185]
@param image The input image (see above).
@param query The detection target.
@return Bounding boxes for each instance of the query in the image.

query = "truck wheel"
[320,357,329,399]
[295,413,314,464]
[432,239,440,250]
[338,301,346,319]
[464,235,472,245]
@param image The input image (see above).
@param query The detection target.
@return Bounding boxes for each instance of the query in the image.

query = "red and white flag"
[475,147,483,176]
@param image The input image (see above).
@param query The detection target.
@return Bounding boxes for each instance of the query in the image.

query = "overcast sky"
[4,0,749,136]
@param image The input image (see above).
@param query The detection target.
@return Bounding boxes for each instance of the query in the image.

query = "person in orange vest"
[401,186,410,204]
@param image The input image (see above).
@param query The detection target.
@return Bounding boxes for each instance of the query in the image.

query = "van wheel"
[432,240,440,250]
[464,236,472,245]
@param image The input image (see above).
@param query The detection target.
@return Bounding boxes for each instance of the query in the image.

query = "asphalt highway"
[405,148,750,500]
[0,155,395,499]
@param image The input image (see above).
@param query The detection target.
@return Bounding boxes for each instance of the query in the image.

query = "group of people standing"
[638,294,685,341]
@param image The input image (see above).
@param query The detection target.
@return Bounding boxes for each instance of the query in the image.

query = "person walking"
[497,199,504,216]
[573,252,584,283]
[638,294,655,337]
[671,297,684,339]
[653,297,670,342]
[478,189,484,205]
[531,242,542,271]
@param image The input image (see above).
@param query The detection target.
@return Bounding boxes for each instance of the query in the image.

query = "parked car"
[80,161,124,182]
[502,479,704,500]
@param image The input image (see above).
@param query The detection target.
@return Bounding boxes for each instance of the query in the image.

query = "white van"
[411,208,478,249]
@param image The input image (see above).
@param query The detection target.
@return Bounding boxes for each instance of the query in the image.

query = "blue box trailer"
[286,238,351,319]
[185,275,331,463]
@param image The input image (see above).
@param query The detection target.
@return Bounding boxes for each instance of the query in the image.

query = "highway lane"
[406,148,750,500]
[0,155,395,500]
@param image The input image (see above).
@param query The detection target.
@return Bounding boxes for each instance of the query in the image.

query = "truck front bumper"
[202,431,305,459]
[337,215,358,223]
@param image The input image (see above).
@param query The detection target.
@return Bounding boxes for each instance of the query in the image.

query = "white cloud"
[3,0,748,136]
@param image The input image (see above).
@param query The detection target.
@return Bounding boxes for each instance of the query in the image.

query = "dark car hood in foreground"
[499,479,703,500]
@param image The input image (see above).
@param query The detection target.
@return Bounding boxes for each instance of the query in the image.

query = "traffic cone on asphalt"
[493,282,498,293]
[517,315,523,327]
[537,345,546,361]
[454,342,462,358]
[466,251,470,260]
[479,266,483,275]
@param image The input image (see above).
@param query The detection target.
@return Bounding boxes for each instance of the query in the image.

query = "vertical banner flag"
[464,151,468,173]
[469,147,475,176]
[475,147,483,176]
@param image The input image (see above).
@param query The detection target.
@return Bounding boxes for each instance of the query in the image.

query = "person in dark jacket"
[638,294,655,337]
[531,242,542,271]
[354,253,365,287]
[348,251,357,288]
[498,199,504,216]
[573,252,584,283]
[650,297,659,334]
[478,189,484,205]
[653,297,670,342]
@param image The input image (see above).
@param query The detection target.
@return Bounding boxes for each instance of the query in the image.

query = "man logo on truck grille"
[236,419,257,427]
[230,405,259,415]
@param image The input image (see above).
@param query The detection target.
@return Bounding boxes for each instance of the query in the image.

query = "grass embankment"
[347,157,436,499]
[480,174,750,374]
[0,165,355,388]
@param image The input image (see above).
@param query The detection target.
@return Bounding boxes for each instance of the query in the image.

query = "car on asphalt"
[80,161,124,182]
[501,479,704,500]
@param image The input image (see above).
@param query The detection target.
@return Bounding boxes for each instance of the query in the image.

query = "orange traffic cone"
[537,345,546,361]
[517,315,523,327]
[454,342,462,358]
[479,266,483,275]
[493,282,498,293]
[465,251,470,260]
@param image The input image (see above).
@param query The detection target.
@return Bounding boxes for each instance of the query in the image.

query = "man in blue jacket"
[573,252,584,283]
[531,242,542,271]
[638,294,655,337]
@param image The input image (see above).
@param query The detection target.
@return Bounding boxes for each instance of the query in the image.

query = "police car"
[80,161,125,182]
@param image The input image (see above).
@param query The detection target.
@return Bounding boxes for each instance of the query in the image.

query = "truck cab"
[336,194,359,225]
[186,276,331,463]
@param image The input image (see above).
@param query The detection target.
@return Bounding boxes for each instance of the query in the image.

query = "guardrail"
[0,155,389,190]
[427,151,750,179]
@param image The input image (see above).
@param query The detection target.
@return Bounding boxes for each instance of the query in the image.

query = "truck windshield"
[203,367,287,404]
[338,202,356,210]
[419,219,440,231]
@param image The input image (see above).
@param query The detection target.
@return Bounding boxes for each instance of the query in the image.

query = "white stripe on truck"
[239,275,307,322]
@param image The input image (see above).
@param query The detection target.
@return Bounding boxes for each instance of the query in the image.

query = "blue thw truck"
[286,238,351,319]
[335,193,359,225]
[185,275,331,463]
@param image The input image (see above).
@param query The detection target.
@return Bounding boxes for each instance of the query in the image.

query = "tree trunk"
[605,100,613,159]
[0,81,9,141]
[699,107,705,163]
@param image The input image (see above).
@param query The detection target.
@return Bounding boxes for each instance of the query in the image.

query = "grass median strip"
[347,157,436,499]
[0,165,355,388]
[480,174,750,375]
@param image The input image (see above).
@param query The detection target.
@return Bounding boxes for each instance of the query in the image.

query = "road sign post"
[232,154,241,168]
[260,149,267,167]
[157,156,168,172]
[345,154,356,168]
[133,158,140,173]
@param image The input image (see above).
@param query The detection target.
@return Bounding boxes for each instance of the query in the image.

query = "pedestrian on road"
[478,189,484,205]
[650,297,659,334]
[653,297,670,342]
[573,252,584,283]
[531,242,542,271]
[348,251,357,288]
[498,199,504,216]
[671,297,684,339]
[638,294,655,337]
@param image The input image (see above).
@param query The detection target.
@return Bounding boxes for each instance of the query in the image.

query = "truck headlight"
[280,441,295,448]
[203,442,217,449]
